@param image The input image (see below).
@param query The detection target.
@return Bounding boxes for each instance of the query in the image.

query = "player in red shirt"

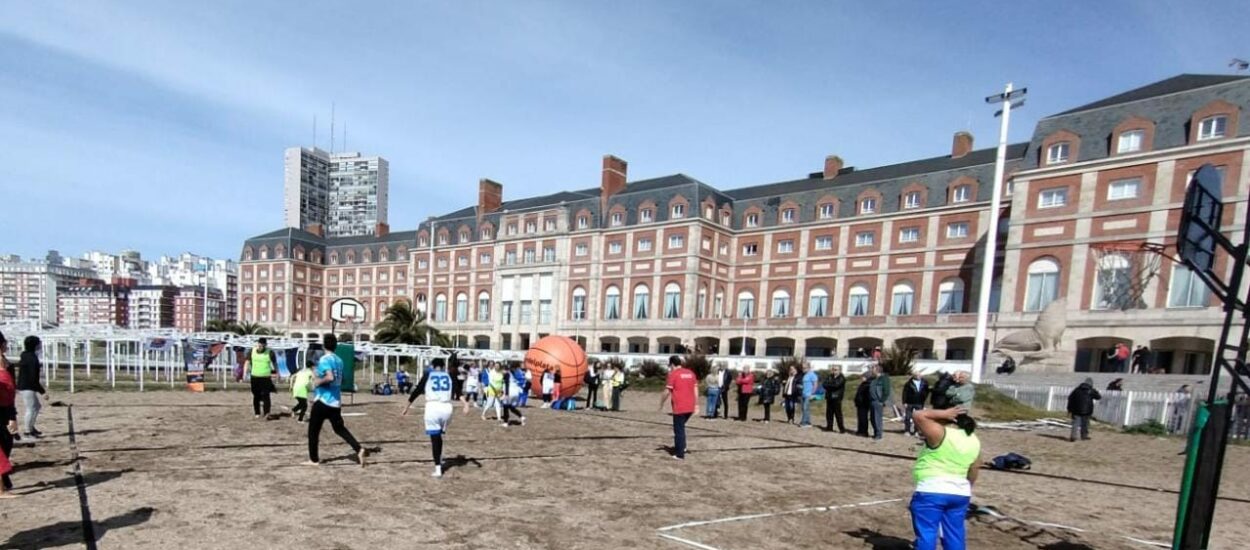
[660,355,698,461]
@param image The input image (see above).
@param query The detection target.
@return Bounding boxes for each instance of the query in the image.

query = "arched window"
[362,249,372,263]
[1093,252,1138,310]
[891,283,915,316]
[455,292,468,322]
[396,246,408,260]
[379,248,389,262]
[571,287,587,320]
[737,290,755,319]
[310,250,322,263]
[771,288,791,318]
[477,291,491,321]
[434,294,447,321]
[274,244,286,259]
[937,278,965,314]
[329,251,339,265]
[346,250,356,264]
[848,284,870,316]
[808,287,829,317]
[415,293,427,313]
[259,246,269,260]
[294,246,305,261]
[697,285,708,319]
[1025,258,1061,312]
[633,284,650,320]
[243,246,254,261]
[377,300,388,318]
[604,286,621,320]
[714,289,725,319]
[664,283,682,319]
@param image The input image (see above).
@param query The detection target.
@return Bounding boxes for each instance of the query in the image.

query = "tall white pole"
[203,267,210,331]
[972,82,1015,384]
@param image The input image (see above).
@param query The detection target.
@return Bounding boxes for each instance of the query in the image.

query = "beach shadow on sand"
[844,528,912,549]
[4,507,156,549]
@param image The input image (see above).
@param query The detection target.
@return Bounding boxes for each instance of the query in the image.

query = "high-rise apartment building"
[239,74,1248,374]
[128,285,178,329]
[283,147,389,237]
[175,285,224,332]
[0,253,99,325]
[58,284,129,326]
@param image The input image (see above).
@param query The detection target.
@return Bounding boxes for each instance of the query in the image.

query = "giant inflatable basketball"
[524,335,588,399]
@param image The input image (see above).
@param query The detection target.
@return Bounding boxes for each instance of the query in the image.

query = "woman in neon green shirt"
[910,406,981,550]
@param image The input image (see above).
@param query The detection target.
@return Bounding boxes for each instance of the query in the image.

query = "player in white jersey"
[402,358,455,478]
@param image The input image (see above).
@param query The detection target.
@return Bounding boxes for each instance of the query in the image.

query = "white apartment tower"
[283,147,388,237]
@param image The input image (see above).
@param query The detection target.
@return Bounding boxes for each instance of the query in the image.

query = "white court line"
[658,498,904,532]
[657,533,721,550]
[341,412,368,417]
[1120,535,1170,548]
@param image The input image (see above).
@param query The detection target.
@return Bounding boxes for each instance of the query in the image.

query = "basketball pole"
[973,82,1025,384]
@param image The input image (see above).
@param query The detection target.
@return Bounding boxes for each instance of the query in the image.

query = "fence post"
[1123,391,1134,427]
[1046,386,1056,411]
[1159,394,1170,426]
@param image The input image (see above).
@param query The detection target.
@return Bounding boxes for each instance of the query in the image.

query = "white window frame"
[1198,115,1227,141]
[1117,129,1144,153]
[742,243,758,256]
[899,227,920,243]
[777,239,794,253]
[782,208,796,223]
[611,212,623,227]
[946,222,969,239]
[859,197,877,214]
[1047,142,1070,164]
[671,204,685,218]
[1107,178,1140,201]
[608,242,623,254]
[577,216,588,229]
[952,185,971,203]
[638,238,653,252]
[904,191,922,209]
[1039,187,1068,209]
[819,203,835,219]
[814,236,833,250]
[746,213,759,228]
[574,243,588,257]
[640,209,654,223]
[668,235,684,249]
[855,231,874,247]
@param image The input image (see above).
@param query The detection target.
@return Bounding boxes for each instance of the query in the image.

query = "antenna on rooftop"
[312,115,318,148]
[343,121,348,153]
[330,102,336,153]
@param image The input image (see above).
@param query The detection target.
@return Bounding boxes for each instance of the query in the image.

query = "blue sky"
[1,1,1245,261]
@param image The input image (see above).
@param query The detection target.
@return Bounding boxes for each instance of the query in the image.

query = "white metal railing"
[986,382,1250,438]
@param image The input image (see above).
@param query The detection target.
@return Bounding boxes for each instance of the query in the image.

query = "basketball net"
[1090,242,1168,311]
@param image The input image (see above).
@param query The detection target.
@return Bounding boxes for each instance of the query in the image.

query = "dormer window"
[1047,142,1070,164]
[746,213,759,228]
[437,234,448,245]
[859,198,877,215]
[480,227,492,240]
[1117,130,1144,153]
[641,209,654,223]
[720,212,730,225]
[818,204,834,219]
[577,216,588,229]
[671,204,685,218]
[544,219,556,232]
[611,212,623,226]
[1198,115,1227,141]
[418,236,428,246]
[507,224,517,236]
[782,208,796,223]
[904,191,921,209]
[459,231,469,243]
[953,185,971,203]
[704,205,713,219]
[525,221,536,233]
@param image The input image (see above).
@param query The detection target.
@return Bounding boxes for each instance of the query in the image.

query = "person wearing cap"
[244,337,279,419]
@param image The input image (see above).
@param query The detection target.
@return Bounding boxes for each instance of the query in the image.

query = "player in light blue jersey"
[403,356,455,478]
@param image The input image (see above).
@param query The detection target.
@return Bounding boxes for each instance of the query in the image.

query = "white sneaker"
[521,416,527,426]
[501,422,509,428]
[432,465,443,478]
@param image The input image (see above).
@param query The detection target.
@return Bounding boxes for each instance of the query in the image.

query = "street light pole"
[972,82,1026,384]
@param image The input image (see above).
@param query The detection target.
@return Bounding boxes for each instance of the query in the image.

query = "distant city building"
[128,285,177,329]
[58,283,128,326]
[175,285,224,332]
[0,253,99,325]
[283,147,389,237]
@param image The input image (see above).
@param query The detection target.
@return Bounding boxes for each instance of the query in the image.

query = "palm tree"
[233,321,273,336]
[206,319,239,333]
[374,301,449,346]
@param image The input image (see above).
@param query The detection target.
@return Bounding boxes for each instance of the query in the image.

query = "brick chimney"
[374,222,390,237]
[951,131,974,159]
[478,178,503,216]
[823,155,843,180]
[601,155,628,211]
[306,223,324,237]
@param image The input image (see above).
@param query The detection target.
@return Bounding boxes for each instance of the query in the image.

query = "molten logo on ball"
[524,335,588,398]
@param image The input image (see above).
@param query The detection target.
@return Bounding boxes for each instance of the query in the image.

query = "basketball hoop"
[329,298,368,338]
[1090,242,1172,311]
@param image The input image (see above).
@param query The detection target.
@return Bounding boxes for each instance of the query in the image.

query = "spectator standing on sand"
[1065,377,1101,442]
[718,366,734,420]
[500,364,527,427]
[307,335,366,467]
[704,368,721,419]
[869,365,891,440]
[735,368,755,422]
[855,371,873,436]
[610,367,626,412]
[660,356,698,460]
[1,331,18,496]
[1169,385,1192,434]
[16,336,46,439]
[541,368,555,408]
[584,361,599,410]
[782,366,800,424]
[598,363,616,411]
[462,365,479,411]
[902,372,930,436]
[757,369,779,423]
[243,338,278,420]
[823,366,847,433]
[909,406,981,550]
[481,363,505,421]
[801,364,819,428]
[946,371,975,409]
[930,372,953,410]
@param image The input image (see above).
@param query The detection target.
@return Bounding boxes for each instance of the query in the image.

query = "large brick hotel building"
[240,75,1250,373]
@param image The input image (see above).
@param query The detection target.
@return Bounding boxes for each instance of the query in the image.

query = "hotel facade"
[240,75,1250,374]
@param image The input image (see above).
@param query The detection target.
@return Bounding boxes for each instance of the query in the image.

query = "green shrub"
[878,345,918,377]
[1123,419,1168,436]
[773,355,807,375]
[637,359,668,379]
[684,353,712,380]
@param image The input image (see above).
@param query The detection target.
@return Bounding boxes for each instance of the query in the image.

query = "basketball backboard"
[329,297,367,323]
[1178,163,1224,276]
